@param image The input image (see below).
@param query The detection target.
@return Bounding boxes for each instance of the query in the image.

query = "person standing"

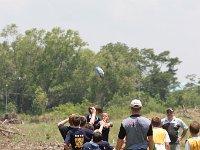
[99,112,113,142]
[57,114,75,140]
[161,108,188,150]
[151,117,171,150]
[116,99,154,150]
[86,105,102,130]
[185,121,200,150]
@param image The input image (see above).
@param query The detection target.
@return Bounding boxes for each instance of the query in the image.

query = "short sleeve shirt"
[118,114,153,149]
[161,117,188,144]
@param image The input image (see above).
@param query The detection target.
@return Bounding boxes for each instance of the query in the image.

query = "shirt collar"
[90,141,99,147]
[130,114,140,117]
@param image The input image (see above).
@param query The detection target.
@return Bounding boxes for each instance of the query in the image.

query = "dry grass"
[0,108,199,149]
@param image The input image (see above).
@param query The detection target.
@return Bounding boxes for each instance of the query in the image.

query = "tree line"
[0,24,199,115]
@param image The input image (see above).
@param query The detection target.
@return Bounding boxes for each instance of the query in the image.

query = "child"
[100,113,113,142]
[151,117,170,150]
[185,121,200,150]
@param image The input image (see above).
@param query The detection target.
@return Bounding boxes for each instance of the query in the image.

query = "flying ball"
[95,66,104,79]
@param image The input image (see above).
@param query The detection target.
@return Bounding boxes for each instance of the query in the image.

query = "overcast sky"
[1,0,200,83]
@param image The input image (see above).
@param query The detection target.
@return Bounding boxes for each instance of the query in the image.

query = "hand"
[177,137,182,142]
[104,123,111,128]
[100,120,106,126]
[90,107,96,114]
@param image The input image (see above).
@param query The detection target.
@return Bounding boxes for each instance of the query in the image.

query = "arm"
[89,107,96,125]
[147,124,154,150]
[178,128,188,142]
[178,119,188,142]
[116,138,124,150]
[116,124,126,150]
[148,136,154,150]
[165,142,170,150]
[64,143,71,150]
[185,140,190,150]
[165,130,171,150]
[98,120,106,133]
[58,118,69,126]
[104,121,113,128]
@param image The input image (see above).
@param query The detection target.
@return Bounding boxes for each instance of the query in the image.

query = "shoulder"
[122,117,131,124]
[140,116,151,122]
[174,117,183,122]
[174,117,187,126]
[99,141,114,150]
[161,117,167,122]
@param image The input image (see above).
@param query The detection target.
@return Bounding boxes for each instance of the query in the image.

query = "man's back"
[119,115,152,149]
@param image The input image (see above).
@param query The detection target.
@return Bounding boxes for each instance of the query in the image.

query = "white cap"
[130,99,142,108]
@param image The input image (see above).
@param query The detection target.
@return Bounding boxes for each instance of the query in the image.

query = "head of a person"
[189,121,200,135]
[130,99,142,113]
[102,113,109,121]
[151,117,161,127]
[80,116,87,127]
[69,114,76,126]
[166,108,175,120]
[93,130,103,143]
[72,115,81,127]
[88,105,103,114]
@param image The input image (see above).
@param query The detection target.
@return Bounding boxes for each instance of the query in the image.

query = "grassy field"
[1,109,198,149]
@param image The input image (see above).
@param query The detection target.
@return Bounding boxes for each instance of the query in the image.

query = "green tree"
[139,49,181,100]
[32,86,48,115]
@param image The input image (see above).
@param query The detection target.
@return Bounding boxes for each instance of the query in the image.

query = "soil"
[0,138,64,150]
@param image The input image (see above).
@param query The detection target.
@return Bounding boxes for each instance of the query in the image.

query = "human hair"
[131,107,141,113]
[151,117,161,127]
[69,114,75,126]
[88,105,103,114]
[93,131,103,143]
[80,116,87,127]
[189,121,200,135]
[72,115,81,126]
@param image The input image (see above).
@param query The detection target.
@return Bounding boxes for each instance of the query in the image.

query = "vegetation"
[1,23,200,149]
[2,24,199,115]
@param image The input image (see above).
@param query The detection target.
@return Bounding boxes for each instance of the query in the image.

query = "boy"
[185,121,200,150]
[151,117,170,150]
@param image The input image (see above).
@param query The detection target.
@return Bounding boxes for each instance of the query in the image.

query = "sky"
[0,0,200,83]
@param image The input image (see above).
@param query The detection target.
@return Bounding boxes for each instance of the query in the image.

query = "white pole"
[6,84,8,114]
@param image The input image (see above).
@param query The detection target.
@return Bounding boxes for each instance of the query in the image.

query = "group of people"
[57,99,200,150]
[57,105,113,150]
[115,99,200,150]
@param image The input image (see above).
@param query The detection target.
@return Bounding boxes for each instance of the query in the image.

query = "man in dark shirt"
[57,114,75,140]
[86,105,102,130]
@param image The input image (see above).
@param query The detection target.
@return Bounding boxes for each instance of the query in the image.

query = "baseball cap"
[166,108,174,113]
[130,99,142,108]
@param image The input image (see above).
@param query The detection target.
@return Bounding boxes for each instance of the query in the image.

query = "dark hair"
[80,116,87,127]
[72,115,81,126]
[69,114,75,125]
[131,107,141,112]
[151,117,161,127]
[88,105,103,114]
[189,121,200,135]
[93,131,102,143]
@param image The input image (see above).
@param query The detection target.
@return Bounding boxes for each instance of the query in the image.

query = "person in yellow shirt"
[185,121,200,150]
[152,117,170,150]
